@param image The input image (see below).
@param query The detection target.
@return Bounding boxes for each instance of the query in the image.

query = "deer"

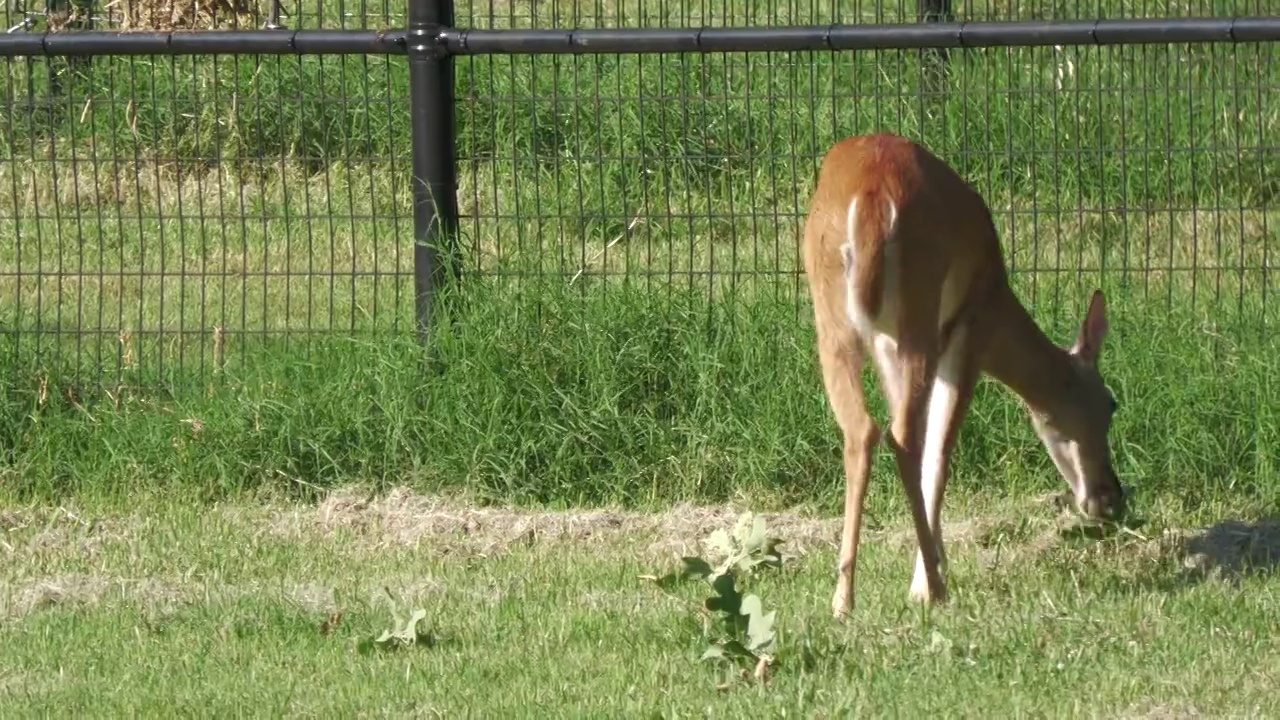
[801,133,1127,617]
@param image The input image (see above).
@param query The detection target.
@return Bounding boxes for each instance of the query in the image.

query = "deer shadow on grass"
[1109,515,1280,596]
[1176,516,1280,581]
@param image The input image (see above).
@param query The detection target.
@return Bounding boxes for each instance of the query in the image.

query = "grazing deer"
[801,134,1126,616]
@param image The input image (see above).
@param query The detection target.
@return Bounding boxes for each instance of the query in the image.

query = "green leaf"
[644,555,714,589]
[703,639,756,664]
[739,514,767,553]
[759,537,785,567]
[741,594,777,652]
[718,639,757,661]
[706,529,734,561]
[402,608,427,636]
[647,572,679,589]
[363,607,432,653]
[928,630,952,654]
[700,645,727,661]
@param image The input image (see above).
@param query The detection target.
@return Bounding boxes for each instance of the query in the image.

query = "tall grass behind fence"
[0,0,1277,509]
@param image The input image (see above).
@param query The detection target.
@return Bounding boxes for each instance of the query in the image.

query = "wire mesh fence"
[1,0,1277,395]
[1,49,414,389]
[457,40,1276,327]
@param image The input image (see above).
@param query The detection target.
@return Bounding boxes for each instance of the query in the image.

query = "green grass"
[3,282,1277,518]
[0,4,1277,712]
[1,489,1276,715]
[2,3,1278,512]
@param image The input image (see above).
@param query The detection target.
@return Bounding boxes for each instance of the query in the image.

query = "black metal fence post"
[44,0,94,97]
[407,0,459,341]
[918,0,954,22]
[918,0,955,89]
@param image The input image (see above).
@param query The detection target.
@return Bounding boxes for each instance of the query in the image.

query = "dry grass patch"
[46,0,257,31]
[272,485,845,560]
[5,487,1277,623]
[268,486,1134,564]
[0,506,122,563]
[0,573,188,618]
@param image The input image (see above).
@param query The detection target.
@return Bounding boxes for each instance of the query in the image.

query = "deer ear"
[1072,289,1109,363]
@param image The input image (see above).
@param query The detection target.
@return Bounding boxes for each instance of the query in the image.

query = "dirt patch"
[1,572,482,621]
[0,510,27,532]
[2,574,111,617]
[0,574,357,620]
[284,583,340,615]
[5,491,1272,621]
[0,670,47,698]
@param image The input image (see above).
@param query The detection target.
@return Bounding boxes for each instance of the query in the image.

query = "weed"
[646,512,785,685]
[358,591,437,654]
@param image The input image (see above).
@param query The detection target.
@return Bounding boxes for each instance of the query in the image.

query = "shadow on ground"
[1108,515,1280,597]
[1179,516,1280,581]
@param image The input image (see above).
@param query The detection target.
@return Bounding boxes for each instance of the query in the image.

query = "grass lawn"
[2,3,1277,714]
[1,487,1277,716]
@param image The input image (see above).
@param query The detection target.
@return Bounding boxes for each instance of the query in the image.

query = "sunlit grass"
[0,489,1276,715]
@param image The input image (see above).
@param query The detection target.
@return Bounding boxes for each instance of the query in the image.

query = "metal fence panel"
[2,50,415,387]
[455,41,1276,333]
[1,0,1277,393]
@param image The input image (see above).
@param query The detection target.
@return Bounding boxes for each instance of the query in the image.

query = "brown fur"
[802,134,1125,615]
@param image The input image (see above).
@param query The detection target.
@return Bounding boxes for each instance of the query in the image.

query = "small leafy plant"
[645,512,785,684]
[357,589,437,655]
[699,573,778,682]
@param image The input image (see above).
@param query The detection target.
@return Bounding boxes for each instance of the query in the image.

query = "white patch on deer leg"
[877,200,901,338]
[840,197,868,336]
[841,241,860,332]
[910,326,966,600]
[870,334,902,427]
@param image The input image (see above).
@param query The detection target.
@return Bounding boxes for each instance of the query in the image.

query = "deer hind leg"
[816,321,881,619]
[884,329,948,605]
[871,334,904,413]
[909,322,981,601]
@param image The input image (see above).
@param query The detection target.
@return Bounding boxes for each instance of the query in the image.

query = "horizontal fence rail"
[0,29,411,56]
[7,0,1275,35]
[4,17,1280,57]
[441,17,1280,54]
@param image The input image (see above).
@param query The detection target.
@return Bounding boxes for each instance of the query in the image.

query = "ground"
[2,487,1276,716]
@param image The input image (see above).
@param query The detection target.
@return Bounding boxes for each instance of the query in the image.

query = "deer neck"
[981,287,1074,415]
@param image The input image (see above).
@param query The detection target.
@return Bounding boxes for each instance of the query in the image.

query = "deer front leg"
[910,323,981,601]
